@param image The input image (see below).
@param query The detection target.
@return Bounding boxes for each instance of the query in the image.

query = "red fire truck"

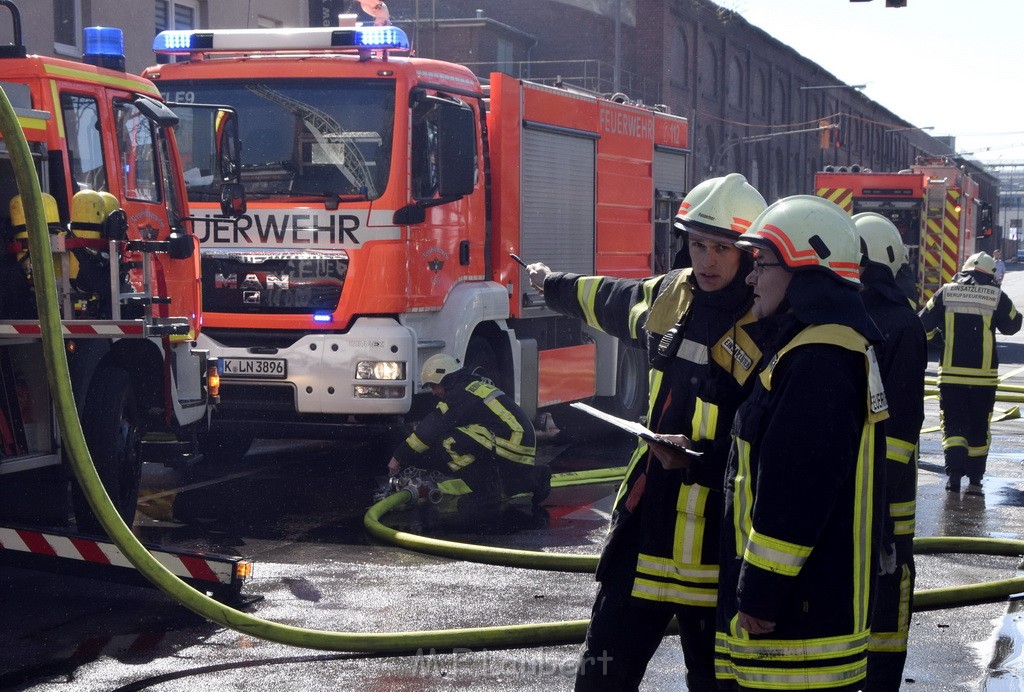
[815,156,981,304]
[0,8,227,537]
[145,22,689,456]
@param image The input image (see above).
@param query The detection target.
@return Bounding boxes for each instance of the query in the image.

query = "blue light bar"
[313,312,333,323]
[153,26,410,55]
[83,27,125,70]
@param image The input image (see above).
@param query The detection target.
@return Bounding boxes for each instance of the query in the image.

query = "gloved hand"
[878,542,897,576]
[526,262,550,293]
[387,456,401,477]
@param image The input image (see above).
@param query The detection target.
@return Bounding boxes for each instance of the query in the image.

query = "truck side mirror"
[214,108,241,184]
[436,102,476,198]
[220,182,246,217]
[167,231,194,259]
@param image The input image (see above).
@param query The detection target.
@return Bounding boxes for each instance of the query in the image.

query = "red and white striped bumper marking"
[0,322,145,337]
[0,527,235,584]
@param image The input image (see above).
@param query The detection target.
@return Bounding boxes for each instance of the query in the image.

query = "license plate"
[221,357,287,379]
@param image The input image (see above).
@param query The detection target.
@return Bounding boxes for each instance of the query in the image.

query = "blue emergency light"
[153,25,410,55]
[83,26,125,71]
[313,312,333,323]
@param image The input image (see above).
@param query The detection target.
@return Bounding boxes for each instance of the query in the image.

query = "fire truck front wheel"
[595,344,648,421]
[72,365,143,535]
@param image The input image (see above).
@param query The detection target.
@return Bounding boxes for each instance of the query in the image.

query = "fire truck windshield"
[162,78,395,203]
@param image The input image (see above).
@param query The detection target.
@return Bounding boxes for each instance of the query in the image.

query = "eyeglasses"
[752,259,782,273]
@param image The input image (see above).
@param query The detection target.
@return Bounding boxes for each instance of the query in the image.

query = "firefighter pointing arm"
[533,174,770,690]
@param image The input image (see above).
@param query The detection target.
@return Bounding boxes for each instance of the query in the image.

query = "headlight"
[353,385,406,399]
[355,361,406,380]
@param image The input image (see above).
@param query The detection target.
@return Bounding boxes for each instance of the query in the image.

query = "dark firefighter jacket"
[715,280,888,690]
[543,267,760,608]
[919,271,1022,386]
[393,372,537,474]
[862,265,927,562]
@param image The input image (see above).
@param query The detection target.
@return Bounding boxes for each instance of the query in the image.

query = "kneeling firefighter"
[387,354,549,507]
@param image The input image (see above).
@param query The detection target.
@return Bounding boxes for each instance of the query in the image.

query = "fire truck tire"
[72,365,143,534]
[595,344,648,422]
[465,336,507,391]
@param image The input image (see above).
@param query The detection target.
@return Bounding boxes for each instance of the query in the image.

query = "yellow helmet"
[70,190,107,237]
[9,192,60,228]
[96,190,120,216]
[962,251,996,276]
[852,212,907,278]
[674,173,767,243]
[420,353,462,387]
[737,195,862,286]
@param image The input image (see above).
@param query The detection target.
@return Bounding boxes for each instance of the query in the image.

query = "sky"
[712,0,1024,166]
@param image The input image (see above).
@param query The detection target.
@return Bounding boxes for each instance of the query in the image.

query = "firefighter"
[919,251,1021,495]
[387,353,548,508]
[716,195,887,691]
[853,212,927,691]
[528,172,768,691]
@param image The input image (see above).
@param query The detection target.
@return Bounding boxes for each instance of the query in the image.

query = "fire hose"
[3,83,1024,657]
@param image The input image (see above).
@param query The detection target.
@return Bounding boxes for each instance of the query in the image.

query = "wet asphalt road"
[4,268,1024,690]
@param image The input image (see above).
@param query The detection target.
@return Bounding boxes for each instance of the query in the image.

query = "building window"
[700,41,718,98]
[726,56,744,110]
[54,0,81,56]
[156,1,199,63]
[497,38,514,75]
[156,0,198,33]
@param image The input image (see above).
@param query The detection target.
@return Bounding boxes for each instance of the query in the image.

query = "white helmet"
[420,353,462,387]
[673,173,768,242]
[737,195,862,286]
[852,212,907,278]
[962,251,996,276]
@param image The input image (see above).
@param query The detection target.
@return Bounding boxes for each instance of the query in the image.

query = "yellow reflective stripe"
[576,277,605,328]
[674,483,709,564]
[869,630,909,653]
[49,80,64,139]
[869,564,912,653]
[886,436,915,463]
[406,433,428,453]
[891,500,915,536]
[614,442,648,507]
[716,631,869,688]
[635,554,719,582]
[44,62,162,95]
[733,437,753,559]
[442,436,476,470]
[853,423,876,631]
[691,397,719,442]
[942,435,968,450]
[729,660,866,689]
[967,443,990,457]
[938,373,999,386]
[436,478,473,495]
[893,518,916,536]
[632,577,717,606]
[627,276,661,339]
[744,528,811,577]
[982,315,994,370]
[459,423,495,450]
